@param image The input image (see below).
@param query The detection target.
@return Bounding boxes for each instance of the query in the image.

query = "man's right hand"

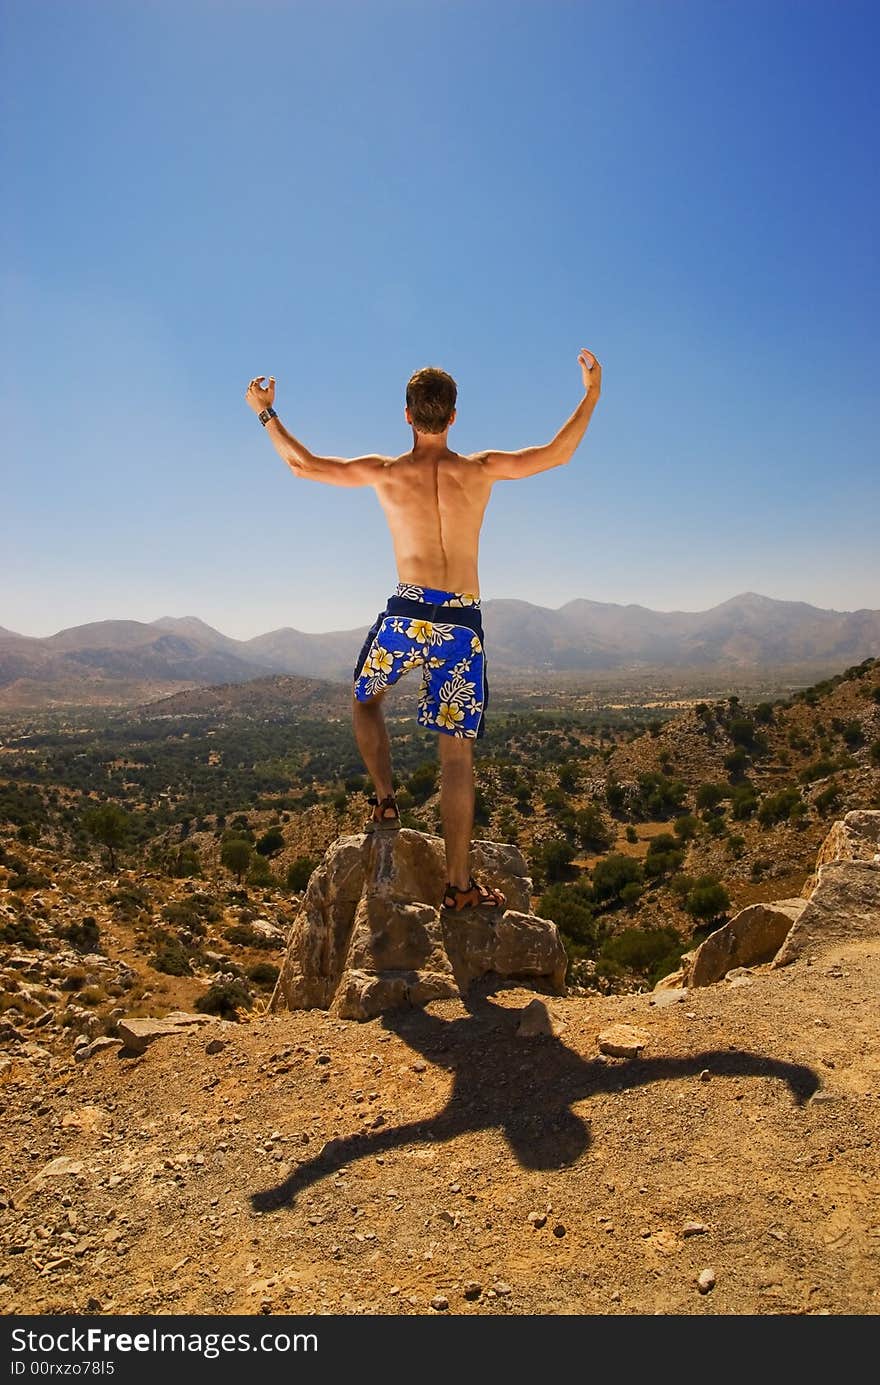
[578,347,602,397]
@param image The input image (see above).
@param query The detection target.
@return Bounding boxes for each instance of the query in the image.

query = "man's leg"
[352,688,395,800]
[438,734,474,890]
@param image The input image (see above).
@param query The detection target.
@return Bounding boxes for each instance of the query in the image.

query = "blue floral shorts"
[353,582,489,739]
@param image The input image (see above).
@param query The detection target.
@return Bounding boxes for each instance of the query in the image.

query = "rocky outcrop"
[656,811,880,989]
[800,809,880,896]
[269,828,567,1020]
[774,810,880,966]
[685,899,806,987]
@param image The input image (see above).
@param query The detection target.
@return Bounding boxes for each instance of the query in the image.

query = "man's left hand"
[245,375,276,413]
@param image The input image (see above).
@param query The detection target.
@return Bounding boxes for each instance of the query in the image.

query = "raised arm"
[475,347,602,481]
[244,375,385,488]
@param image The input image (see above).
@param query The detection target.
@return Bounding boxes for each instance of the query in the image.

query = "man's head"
[405,366,457,435]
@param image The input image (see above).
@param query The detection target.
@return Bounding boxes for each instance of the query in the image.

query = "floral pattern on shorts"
[354,610,487,738]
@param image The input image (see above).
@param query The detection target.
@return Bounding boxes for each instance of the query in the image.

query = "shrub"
[246,855,274,886]
[870,740,880,767]
[599,926,686,986]
[247,961,280,988]
[839,721,864,748]
[814,782,842,816]
[60,917,101,952]
[758,786,804,827]
[407,761,439,805]
[625,825,638,844]
[575,804,612,851]
[8,869,53,891]
[107,884,151,917]
[673,814,699,841]
[149,930,194,976]
[696,782,727,812]
[195,977,253,1019]
[256,827,285,858]
[286,856,317,892]
[729,784,758,820]
[533,837,576,884]
[723,749,749,781]
[636,772,686,819]
[592,853,643,904]
[538,882,599,948]
[644,834,685,878]
[729,717,757,748]
[223,923,282,951]
[799,758,838,784]
[0,916,41,949]
[619,880,642,906]
[684,875,730,925]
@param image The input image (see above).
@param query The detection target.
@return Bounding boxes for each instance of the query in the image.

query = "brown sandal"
[365,792,401,833]
[442,875,506,911]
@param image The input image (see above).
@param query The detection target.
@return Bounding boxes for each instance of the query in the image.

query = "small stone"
[431,1295,449,1312]
[412,1061,427,1073]
[493,1281,512,1296]
[463,1281,482,1301]
[205,1038,226,1055]
[597,1024,650,1059]
[527,1212,547,1228]
[609,1290,620,1302]
[697,1268,716,1294]
[552,1223,566,1238]
[682,1221,708,1237]
[699,1069,712,1082]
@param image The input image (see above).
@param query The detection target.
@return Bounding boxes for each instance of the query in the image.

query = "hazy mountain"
[1,593,878,708]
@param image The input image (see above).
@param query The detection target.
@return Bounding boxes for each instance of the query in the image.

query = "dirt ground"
[2,937,878,1317]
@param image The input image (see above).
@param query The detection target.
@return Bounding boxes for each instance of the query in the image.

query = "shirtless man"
[245,346,602,911]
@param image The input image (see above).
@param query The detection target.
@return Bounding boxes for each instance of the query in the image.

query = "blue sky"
[2,0,878,640]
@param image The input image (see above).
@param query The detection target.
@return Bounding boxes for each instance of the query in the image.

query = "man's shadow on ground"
[251,986,819,1212]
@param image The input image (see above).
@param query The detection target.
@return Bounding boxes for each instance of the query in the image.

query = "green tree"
[592,853,643,904]
[221,837,252,883]
[757,786,804,827]
[695,782,726,812]
[286,855,317,891]
[84,802,131,872]
[256,827,285,857]
[684,875,730,925]
[575,804,612,851]
[673,814,699,841]
[407,761,439,805]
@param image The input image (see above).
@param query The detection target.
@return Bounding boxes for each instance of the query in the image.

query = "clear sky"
[2,0,878,640]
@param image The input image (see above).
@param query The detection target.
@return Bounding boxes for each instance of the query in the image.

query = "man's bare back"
[246,347,602,599]
[245,347,601,898]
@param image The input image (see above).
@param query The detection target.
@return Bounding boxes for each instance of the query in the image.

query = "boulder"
[116,1011,212,1054]
[800,810,880,897]
[686,898,806,987]
[269,828,566,1020]
[773,860,880,966]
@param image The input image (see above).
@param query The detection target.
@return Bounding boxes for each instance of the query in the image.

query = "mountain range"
[1,592,878,709]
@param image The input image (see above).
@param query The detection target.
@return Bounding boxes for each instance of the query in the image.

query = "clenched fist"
[578,348,602,398]
[245,375,276,414]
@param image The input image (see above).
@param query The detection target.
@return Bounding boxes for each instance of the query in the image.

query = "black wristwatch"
[258,406,278,426]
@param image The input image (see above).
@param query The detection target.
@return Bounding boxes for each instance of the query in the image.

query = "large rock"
[269,828,567,1020]
[116,1011,212,1053]
[800,810,880,897]
[774,810,880,966]
[687,898,806,987]
[773,860,880,966]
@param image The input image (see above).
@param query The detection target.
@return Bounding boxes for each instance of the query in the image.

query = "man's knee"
[437,732,474,760]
